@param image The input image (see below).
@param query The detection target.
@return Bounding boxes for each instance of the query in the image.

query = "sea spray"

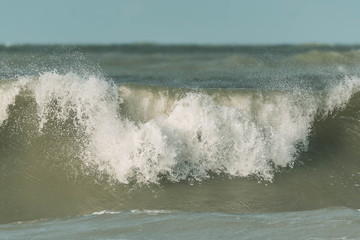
[0,78,29,125]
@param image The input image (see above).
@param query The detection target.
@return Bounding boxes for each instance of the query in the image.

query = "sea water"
[1,44,360,239]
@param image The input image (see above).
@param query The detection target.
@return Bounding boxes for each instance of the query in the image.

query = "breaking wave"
[1,71,359,185]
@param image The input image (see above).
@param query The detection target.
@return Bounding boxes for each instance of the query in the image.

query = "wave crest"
[0,72,359,184]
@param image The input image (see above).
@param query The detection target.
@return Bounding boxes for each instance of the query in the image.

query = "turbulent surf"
[1,45,360,238]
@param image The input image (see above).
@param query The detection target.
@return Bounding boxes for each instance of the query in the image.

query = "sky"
[1,0,360,45]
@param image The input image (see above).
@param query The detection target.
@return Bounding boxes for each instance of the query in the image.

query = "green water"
[1,44,360,238]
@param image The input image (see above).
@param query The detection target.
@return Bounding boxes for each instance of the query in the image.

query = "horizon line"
[1,42,360,47]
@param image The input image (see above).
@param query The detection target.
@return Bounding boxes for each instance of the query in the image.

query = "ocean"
[1,44,360,239]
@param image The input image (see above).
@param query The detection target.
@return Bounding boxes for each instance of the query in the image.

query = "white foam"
[157,91,317,180]
[83,84,320,183]
[130,209,175,214]
[323,76,360,115]
[92,210,122,215]
[0,78,29,125]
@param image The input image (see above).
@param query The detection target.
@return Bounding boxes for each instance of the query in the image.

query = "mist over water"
[1,45,360,238]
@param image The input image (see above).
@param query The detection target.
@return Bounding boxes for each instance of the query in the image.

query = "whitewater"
[1,44,360,239]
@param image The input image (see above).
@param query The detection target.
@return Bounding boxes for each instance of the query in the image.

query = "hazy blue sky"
[1,0,360,44]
